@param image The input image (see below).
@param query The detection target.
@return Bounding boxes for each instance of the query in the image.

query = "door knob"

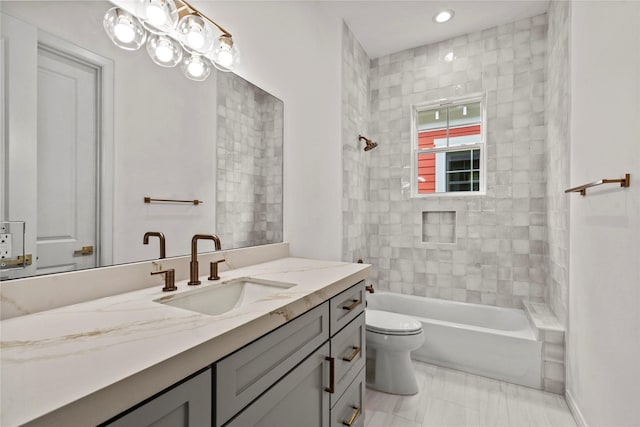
[73,246,94,256]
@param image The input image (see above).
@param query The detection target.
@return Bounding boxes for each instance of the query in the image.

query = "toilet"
[365,309,425,395]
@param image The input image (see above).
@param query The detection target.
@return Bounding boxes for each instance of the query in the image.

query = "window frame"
[410,93,487,198]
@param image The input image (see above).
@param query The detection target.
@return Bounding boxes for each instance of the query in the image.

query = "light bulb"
[188,61,204,77]
[187,26,205,49]
[217,49,233,67]
[137,0,178,34]
[213,35,236,69]
[146,4,166,26]
[435,110,440,120]
[104,7,146,51]
[114,19,135,43]
[155,43,173,62]
[462,105,468,116]
[147,34,182,67]
[181,54,211,81]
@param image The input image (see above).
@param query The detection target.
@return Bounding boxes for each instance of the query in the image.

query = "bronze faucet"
[151,269,177,292]
[143,232,166,259]
[188,234,222,286]
[209,259,226,281]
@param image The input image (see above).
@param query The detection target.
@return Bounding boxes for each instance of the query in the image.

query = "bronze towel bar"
[144,197,203,205]
[565,173,630,196]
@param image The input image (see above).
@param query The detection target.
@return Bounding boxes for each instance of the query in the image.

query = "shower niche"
[421,211,456,244]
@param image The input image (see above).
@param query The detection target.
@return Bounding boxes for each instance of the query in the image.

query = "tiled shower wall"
[216,71,283,249]
[342,23,371,263]
[364,15,548,308]
[545,0,571,327]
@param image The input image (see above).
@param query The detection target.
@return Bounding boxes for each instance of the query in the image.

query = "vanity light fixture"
[103,0,238,81]
[433,9,455,24]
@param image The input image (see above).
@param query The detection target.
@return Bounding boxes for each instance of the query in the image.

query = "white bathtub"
[367,292,542,389]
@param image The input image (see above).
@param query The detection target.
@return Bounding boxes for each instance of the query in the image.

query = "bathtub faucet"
[365,284,375,294]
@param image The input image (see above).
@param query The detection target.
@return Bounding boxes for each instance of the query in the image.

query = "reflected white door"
[35,47,99,274]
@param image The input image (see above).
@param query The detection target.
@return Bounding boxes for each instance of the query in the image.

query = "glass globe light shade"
[177,15,214,54]
[146,34,183,67]
[103,7,147,51]
[136,0,178,34]
[212,35,236,69]
[182,54,212,81]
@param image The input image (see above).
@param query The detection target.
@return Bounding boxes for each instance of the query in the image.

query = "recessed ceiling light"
[433,9,455,24]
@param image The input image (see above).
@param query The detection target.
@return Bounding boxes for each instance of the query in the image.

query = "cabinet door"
[103,369,211,427]
[331,367,365,427]
[216,302,329,425]
[226,342,330,427]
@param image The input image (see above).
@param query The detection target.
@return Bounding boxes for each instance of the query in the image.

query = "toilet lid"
[366,310,422,335]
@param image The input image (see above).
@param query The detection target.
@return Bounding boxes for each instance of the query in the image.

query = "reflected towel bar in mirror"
[565,173,630,196]
[144,197,203,205]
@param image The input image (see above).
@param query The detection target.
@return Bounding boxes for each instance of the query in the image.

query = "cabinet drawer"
[103,369,211,427]
[330,312,365,408]
[330,367,365,427]
[225,342,331,427]
[329,281,365,336]
[216,302,329,426]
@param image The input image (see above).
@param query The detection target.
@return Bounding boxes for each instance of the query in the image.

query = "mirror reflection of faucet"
[143,232,166,259]
[188,234,222,286]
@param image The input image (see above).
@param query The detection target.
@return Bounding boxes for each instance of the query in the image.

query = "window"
[411,96,485,195]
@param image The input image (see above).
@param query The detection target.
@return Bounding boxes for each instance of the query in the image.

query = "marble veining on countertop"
[0,257,369,427]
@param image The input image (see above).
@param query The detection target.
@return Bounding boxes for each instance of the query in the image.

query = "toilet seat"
[366,309,422,336]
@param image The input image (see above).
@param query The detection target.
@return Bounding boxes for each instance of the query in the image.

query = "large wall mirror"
[0,1,283,280]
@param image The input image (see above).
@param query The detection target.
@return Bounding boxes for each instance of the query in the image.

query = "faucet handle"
[208,259,226,281]
[151,269,177,292]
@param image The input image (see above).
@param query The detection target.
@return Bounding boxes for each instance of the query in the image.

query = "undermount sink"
[156,277,296,316]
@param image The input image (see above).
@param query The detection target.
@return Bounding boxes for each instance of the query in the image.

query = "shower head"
[358,135,378,151]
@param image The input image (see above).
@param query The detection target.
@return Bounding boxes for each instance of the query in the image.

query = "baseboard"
[565,389,587,427]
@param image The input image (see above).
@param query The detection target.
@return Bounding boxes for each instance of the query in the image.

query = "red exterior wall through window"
[417,125,481,194]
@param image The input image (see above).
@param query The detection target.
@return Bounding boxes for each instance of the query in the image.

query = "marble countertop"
[0,257,370,427]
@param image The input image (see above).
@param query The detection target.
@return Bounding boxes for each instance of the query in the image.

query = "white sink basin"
[156,277,296,316]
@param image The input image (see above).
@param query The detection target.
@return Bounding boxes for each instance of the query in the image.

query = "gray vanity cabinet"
[103,368,211,427]
[220,280,366,427]
[103,280,366,427]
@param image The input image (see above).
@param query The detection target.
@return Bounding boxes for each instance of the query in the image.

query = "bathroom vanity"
[105,281,365,427]
[0,249,369,427]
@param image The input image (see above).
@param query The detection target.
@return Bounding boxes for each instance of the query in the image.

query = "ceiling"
[324,1,549,58]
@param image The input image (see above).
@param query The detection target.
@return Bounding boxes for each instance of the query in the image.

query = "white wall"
[567,2,640,426]
[200,2,344,261]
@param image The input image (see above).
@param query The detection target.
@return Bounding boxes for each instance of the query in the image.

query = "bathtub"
[367,292,542,389]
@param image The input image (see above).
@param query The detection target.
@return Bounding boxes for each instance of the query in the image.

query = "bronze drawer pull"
[324,356,335,393]
[342,299,362,311]
[342,346,361,362]
[342,405,361,426]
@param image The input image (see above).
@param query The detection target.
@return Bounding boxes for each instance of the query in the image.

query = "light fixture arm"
[178,0,232,38]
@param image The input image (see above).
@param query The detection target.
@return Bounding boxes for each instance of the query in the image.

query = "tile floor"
[364,362,577,427]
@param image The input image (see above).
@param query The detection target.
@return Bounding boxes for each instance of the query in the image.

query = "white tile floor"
[364,362,577,427]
